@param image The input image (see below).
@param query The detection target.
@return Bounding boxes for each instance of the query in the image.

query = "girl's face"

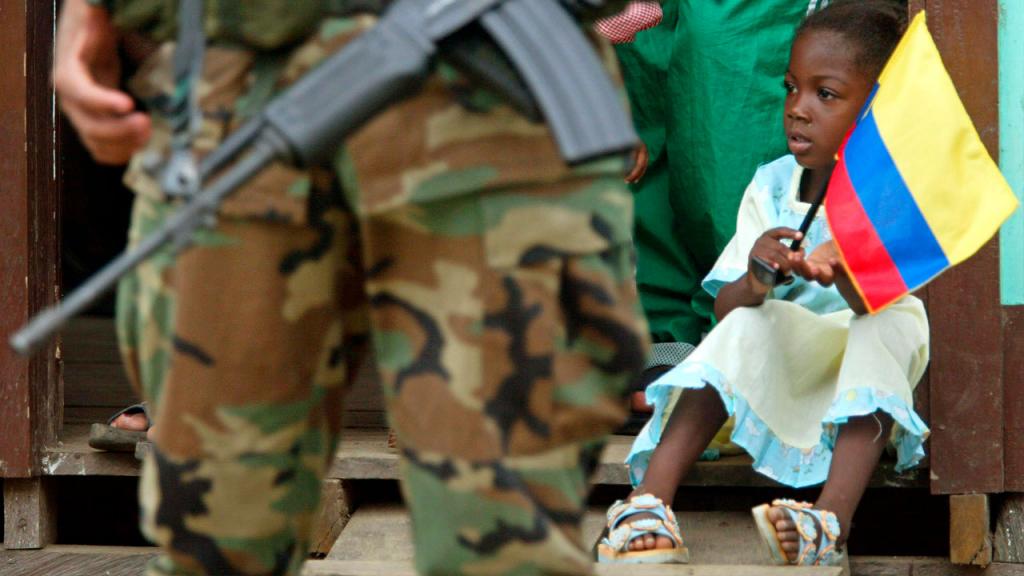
[784,30,877,171]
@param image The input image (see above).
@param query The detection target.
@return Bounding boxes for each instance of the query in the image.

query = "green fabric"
[618,0,810,346]
[94,0,356,47]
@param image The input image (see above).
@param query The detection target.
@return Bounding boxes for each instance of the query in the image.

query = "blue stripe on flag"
[843,111,950,288]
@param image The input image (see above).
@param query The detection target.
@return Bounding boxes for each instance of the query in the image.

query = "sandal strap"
[603,493,685,552]
[105,402,151,427]
[770,499,843,566]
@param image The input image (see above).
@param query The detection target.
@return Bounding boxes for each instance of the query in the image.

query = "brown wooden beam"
[310,480,355,558]
[0,0,62,478]
[0,0,36,478]
[995,493,1024,563]
[950,494,994,566]
[910,0,1006,496]
[1004,307,1024,492]
[2,477,57,549]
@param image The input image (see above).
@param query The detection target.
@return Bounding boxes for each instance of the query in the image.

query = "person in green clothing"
[616,0,834,413]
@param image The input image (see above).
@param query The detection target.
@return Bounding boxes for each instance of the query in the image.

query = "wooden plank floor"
[46,425,926,488]
[305,560,843,575]
[0,545,156,576]
[0,543,833,576]
[327,504,772,566]
[2,544,1009,575]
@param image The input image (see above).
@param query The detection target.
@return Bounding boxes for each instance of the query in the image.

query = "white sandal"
[597,493,689,564]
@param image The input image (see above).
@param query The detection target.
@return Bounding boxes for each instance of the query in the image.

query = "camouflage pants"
[115,19,648,576]
[120,178,646,575]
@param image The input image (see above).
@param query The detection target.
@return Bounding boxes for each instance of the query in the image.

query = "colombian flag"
[826,12,1019,313]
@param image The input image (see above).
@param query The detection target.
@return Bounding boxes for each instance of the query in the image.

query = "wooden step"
[0,545,156,576]
[0,545,1002,575]
[305,559,843,575]
[327,504,816,568]
[329,430,923,488]
[44,426,925,488]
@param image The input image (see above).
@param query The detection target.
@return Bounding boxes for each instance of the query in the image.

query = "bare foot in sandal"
[753,500,845,566]
[111,411,147,431]
[766,505,802,562]
[89,403,154,451]
[598,493,689,563]
[620,493,673,552]
[111,410,156,440]
[623,513,673,551]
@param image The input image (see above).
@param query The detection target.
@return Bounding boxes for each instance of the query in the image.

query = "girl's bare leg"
[625,385,728,551]
[769,411,894,560]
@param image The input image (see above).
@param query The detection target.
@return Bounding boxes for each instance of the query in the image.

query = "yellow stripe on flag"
[869,12,1018,265]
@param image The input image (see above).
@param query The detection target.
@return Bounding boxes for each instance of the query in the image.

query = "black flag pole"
[751,170,830,287]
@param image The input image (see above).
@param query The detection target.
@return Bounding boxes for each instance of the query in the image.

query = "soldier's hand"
[624,141,649,183]
[53,0,151,165]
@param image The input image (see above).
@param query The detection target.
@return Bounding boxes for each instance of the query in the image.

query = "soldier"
[54,1,649,574]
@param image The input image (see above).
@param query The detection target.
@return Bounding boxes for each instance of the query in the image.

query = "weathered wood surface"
[3,478,57,550]
[908,0,1005,496]
[41,424,141,477]
[60,318,123,365]
[306,560,841,575]
[63,364,138,410]
[62,318,137,412]
[0,548,1004,576]
[1004,308,1024,492]
[311,480,354,558]
[995,493,1024,563]
[43,424,926,488]
[327,505,414,562]
[0,0,62,479]
[25,0,63,481]
[328,430,926,487]
[0,545,156,576]
[851,557,1024,575]
[0,0,33,479]
[328,504,831,569]
[950,494,993,567]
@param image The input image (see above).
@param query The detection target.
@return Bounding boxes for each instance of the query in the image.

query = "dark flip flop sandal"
[88,403,150,452]
[134,440,153,461]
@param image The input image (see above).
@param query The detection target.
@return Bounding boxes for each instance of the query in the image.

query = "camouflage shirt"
[87,0,336,48]
[87,0,636,49]
[90,0,630,225]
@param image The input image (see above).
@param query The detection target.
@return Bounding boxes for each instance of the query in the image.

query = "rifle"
[10,0,637,355]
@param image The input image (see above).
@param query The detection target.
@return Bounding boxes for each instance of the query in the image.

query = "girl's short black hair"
[796,0,909,78]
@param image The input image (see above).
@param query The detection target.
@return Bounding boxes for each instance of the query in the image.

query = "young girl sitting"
[599,0,929,566]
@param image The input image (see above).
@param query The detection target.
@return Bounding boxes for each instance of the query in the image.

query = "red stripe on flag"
[825,157,909,312]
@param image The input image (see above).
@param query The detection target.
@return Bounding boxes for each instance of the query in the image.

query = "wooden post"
[0,0,62,480]
[3,478,57,549]
[950,494,993,566]
[1004,309,1024,491]
[995,494,1024,563]
[909,0,1006,496]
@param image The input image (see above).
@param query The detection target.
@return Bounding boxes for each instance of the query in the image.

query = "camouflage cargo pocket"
[479,176,645,455]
